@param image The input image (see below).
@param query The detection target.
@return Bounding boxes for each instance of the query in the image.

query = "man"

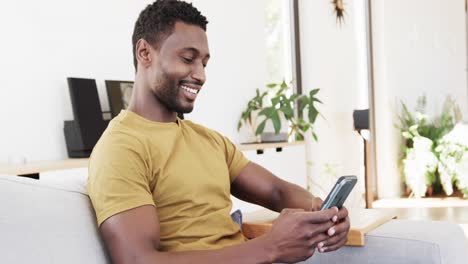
[87,1,350,263]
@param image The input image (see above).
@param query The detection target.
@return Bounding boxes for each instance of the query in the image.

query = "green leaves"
[312,132,318,141]
[239,80,323,141]
[258,106,275,117]
[267,83,278,89]
[271,111,281,134]
[237,88,267,131]
[280,105,294,119]
[257,106,281,134]
[309,88,320,96]
[255,119,267,135]
[308,106,319,124]
[397,95,459,147]
[307,89,321,124]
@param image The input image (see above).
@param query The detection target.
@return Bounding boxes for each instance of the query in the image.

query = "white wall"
[184,0,268,141]
[0,0,267,163]
[372,0,468,198]
[298,0,369,207]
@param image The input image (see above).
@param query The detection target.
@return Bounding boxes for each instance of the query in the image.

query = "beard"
[152,72,194,114]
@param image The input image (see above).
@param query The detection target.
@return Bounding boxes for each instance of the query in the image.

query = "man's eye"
[182,57,193,63]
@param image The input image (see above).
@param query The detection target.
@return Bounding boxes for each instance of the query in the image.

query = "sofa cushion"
[0,174,109,264]
[38,167,89,194]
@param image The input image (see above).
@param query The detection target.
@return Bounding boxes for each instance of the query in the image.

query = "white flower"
[440,123,468,146]
[436,123,468,196]
[415,112,429,123]
[456,152,468,189]
[403,136,438,198]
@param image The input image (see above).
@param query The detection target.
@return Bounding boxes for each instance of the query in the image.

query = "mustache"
[179,79,202,86]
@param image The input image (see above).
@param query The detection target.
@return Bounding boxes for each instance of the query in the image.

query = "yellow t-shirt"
[87,110,250,252]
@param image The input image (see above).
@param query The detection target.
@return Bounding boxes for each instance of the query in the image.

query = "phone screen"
[320,175,357,210]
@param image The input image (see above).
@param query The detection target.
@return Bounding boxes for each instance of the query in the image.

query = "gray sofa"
[1,173,467,264]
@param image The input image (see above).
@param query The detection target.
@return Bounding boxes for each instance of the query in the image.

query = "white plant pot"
[261,111,289,142]
[260,132,288,142]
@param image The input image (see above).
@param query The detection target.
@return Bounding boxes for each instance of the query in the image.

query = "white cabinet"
[231,143,307,213]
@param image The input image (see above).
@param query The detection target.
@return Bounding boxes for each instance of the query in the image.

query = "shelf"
[237,141,305,151]
[0,158,89,176]
[0,142,305,176]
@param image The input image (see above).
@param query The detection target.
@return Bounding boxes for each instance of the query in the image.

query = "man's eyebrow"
[182,47,210,59]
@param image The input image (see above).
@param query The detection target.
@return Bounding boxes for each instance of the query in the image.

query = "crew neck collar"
[121,110,181,128]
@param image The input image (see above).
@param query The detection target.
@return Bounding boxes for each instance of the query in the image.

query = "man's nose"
[191,62,206,85]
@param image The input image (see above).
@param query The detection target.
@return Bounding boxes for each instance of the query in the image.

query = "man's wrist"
[256,233,276,263]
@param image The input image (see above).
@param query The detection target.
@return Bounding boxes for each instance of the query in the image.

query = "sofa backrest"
[0,175,110,264]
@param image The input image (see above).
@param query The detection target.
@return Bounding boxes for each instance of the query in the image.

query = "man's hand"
[310,197,324,211]
[265,207,338,263]
[308,197,350,252]
[317,207,350,253]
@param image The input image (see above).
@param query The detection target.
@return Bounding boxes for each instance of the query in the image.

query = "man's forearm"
[141,235,273,264]
[273,181,316,212]
[231,162,318,213]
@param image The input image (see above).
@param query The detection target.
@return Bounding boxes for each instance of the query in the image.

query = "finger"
[310,197,323,211]
[319,232,347,253]
[327,217,350,236]
[321,230,347,248]
[314,220,337,236]
[303,219,336,239]
[324,234,348,252]
[307,232,329,248]
[281,208,305,214]
[279,208,305,217]
[299,207,338,223]
[336,207,349,221]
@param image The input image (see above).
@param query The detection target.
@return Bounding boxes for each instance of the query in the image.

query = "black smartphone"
[320,175,357,210]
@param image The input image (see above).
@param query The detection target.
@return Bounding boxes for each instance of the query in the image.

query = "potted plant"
[396,95,464,197]
[237,80,322,142]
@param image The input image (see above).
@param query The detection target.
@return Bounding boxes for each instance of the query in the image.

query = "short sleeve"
[87,133,155,226]
[218,135,250,182]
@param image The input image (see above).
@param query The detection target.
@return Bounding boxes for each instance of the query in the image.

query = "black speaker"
[64,120,90,157]
[64,77,107,158]
[353,109,369,131]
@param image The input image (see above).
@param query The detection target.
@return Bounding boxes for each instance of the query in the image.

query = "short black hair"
[132,0,208,71]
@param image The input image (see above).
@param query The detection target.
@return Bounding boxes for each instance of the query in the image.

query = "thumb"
[280,208,305,215]
[302,207,338,223]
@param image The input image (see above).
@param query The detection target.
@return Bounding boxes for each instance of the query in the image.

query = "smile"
[181,85,199,94]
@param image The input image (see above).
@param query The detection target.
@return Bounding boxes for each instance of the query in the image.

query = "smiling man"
[87,1,349,263]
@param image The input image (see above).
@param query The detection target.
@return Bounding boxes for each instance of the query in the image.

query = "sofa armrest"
[302,219,468,264]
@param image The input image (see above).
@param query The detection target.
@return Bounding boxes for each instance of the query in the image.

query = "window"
[264,0,294,85]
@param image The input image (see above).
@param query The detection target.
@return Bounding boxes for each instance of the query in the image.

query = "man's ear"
[135,39,154,69]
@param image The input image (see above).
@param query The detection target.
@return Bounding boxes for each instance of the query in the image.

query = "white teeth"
[181,85,198,94]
